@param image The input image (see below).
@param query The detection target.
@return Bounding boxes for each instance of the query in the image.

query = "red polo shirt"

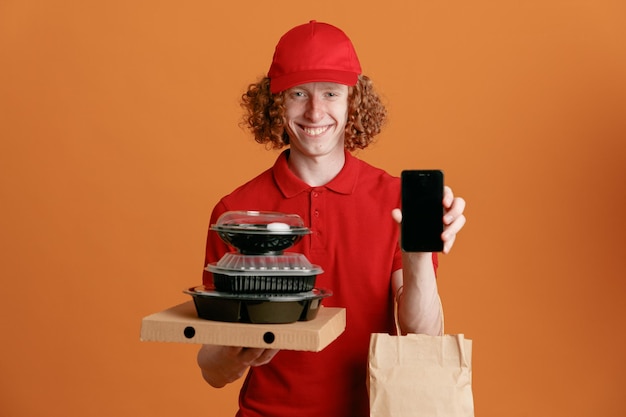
[202,150,437,417]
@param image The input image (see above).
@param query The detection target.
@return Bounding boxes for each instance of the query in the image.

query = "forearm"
[395,252,443,336]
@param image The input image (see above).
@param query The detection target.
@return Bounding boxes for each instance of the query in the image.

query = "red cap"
[268,21,362,94]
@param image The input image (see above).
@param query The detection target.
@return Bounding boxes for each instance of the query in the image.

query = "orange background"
[1,1,625,416]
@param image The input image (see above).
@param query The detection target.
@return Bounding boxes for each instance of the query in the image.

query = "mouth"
[299,125,331,136]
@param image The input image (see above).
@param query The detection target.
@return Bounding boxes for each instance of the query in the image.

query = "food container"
[184,286,332,324]
[210,211,310,255]
[206,252,323,293]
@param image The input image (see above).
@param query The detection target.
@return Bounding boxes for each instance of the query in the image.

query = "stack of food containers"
[185,211,331,324]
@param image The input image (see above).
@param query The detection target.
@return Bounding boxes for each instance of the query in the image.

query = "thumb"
[391,208,402,224]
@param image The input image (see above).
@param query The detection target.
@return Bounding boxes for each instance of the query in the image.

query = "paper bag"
[368,333,474,417]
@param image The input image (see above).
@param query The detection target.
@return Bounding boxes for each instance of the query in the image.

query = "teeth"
[303,126,329,136]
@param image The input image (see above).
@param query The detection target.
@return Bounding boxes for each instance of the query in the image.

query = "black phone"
[401,170,444,252]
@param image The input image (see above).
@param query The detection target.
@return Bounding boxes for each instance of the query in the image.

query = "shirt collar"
[273,149,360,198]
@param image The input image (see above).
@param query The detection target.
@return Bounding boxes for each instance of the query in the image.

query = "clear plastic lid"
[206,253,323,276]
[211,211,309,234]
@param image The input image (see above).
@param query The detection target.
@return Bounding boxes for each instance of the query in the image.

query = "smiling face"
[283,82,349,160]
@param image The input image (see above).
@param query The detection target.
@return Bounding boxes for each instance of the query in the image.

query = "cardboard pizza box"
[140,301,346,352]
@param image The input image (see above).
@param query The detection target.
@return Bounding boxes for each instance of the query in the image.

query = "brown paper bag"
[368,333,474,417]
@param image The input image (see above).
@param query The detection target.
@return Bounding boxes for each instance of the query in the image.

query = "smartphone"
[401,170,444,252]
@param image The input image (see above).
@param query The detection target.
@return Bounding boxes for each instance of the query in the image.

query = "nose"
[304,95,324,122]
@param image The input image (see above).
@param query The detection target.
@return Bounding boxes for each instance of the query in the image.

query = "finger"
[391,208,402,224]
[218,346,248,360]
[441,214,466,253]
[443,185,454,208]
[442,233,456,254]
[238,347,269,365]
[444,197,466,225]
[444,213,467,238]
[250,349,280,367]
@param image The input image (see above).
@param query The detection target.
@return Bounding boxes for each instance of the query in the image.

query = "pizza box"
[140,301,346,352]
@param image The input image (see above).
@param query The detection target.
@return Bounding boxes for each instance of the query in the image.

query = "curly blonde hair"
[241,75,387,151]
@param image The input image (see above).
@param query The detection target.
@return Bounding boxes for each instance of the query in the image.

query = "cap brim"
[270,69,359,94]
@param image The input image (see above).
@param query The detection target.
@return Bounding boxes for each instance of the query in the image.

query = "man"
[197,20,466,417]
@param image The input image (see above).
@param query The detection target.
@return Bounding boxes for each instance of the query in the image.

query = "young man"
[197,20,467,417]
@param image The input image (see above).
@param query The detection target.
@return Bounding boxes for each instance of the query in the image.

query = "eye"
[325,90,343,98]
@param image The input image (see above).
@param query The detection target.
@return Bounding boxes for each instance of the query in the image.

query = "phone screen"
[401,170,444,252]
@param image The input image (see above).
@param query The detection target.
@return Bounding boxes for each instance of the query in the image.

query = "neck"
[287,148,346,187]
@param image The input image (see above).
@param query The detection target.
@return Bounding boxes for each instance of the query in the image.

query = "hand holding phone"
[401,170,444,252]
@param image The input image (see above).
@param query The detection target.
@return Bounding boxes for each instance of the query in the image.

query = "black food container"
[206,252,323,293]
[211,273,318,293]
[210,211,310,255]
[184,287,332,324]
